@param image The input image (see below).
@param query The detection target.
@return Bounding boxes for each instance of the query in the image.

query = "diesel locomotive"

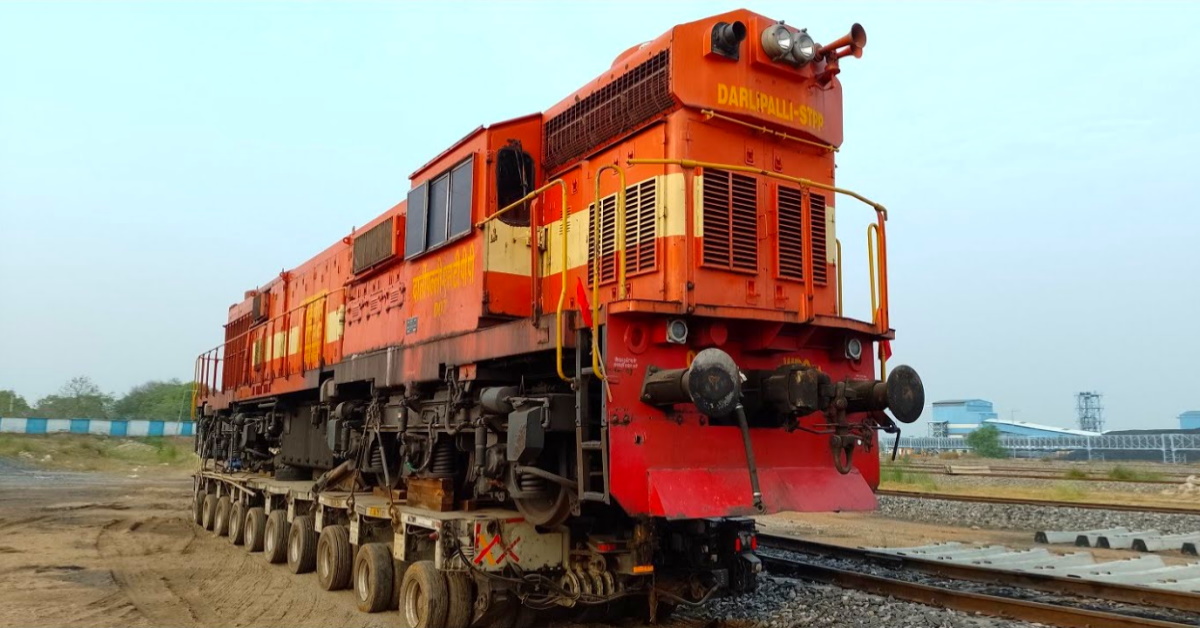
[192,8,924,626]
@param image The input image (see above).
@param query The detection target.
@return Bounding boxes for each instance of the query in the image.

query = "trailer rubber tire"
[316,525,352,590]
[244,507,266,552]
[228,502,246,545]
[287,515,317,574]
[354,543,394,613]
[214,496,231,536]
[400,560,448,628]
[445,571,474,628]
[201,494,217,531]
[192,490,205,525]
[391,560,409,610]
[263,510,288,564]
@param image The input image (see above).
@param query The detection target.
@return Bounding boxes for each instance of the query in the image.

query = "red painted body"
[196,9,898,520]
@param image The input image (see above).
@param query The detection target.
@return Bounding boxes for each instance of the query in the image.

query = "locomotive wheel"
[400,560,448,628]
[511,471,572,528]
[228,502,246,545]
[263,510,288,564]
[444,571,474,628]
[201,494,217,531]
[213,496,231,536]
[316,525,352,590]
[354,543,394,613]
[192,490,205,525]
[244,507,266,552]
[287,515,318,574]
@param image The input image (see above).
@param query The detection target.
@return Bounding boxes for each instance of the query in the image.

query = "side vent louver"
[776,187,828,284]
[810,193,828,284]
[589,179,659,285]
[702,169,758,272]
[587,195,618,285]
[353,217,395,274]
[625,179,657,276]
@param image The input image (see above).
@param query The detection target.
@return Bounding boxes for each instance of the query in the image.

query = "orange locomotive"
[194,8,923,622]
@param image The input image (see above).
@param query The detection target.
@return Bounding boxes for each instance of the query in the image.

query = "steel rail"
[886,467,1182,485]
[877,489,1200,515]
[757,533,1200,614]
[760,553,1191,628]
[889,462,1195,479]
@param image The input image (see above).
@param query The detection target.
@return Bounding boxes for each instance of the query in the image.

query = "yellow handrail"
[835,238,843,317]
[626,157,890,331]
[591,164,627,382]
[699,109,838,153]
[477,179,572,382]
[625,158,887,218]
[873,223,883,326]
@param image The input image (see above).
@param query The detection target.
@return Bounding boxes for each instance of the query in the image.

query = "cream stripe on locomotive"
[543,174,683,275]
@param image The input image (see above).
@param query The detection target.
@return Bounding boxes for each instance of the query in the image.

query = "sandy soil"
[1,457,1179,628]
[0,461,393,628]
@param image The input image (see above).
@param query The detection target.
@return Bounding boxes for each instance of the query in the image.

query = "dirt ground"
[1,455,1182,628]
[0,460,396,628]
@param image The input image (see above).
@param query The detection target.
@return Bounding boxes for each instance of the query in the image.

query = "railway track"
[877,489,1200,516]
[886,466,1183,485]
[757,533,1200,628]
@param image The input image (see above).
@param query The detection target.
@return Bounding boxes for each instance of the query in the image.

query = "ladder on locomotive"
[574,326,610,504]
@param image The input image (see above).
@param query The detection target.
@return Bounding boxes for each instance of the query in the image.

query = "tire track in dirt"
[95,515,221,627]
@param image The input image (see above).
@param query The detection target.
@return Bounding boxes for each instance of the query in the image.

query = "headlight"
[760,22,794,61]
[789,30,817,65]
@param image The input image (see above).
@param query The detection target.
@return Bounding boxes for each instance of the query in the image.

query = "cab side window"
[405,155,475,259]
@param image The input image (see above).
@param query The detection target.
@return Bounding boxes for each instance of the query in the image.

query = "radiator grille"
[589,179,660,284]
[702,169,758,272]
[353,217,395,274]
[810,193,828,284]
[625,179,657,276]
[587,195,618,285]
[776,188,829,284]
[777,187,804,280]
[544,51,673,172]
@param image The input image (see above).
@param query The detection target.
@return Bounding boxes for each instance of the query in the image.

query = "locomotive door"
[302,294,326,370]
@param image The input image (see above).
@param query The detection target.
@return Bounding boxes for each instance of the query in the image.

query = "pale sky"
[1,2,1197,432]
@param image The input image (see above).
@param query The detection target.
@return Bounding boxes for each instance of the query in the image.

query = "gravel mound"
[880,495,1200,535]
[685,575,1028,627]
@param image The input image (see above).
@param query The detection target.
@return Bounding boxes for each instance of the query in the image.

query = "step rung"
[580,440,603,450]
[581,491,607,502]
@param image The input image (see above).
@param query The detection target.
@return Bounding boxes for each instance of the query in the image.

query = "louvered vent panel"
[777,187,804,280]
[810,193,828,284]
[543,51,674,172]
[353,217,395,274]
[587,195,618,285]
[625,179,658,276]
[702,169,758,272]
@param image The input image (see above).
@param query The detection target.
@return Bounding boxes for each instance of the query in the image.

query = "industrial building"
[927,399,1099,438]
[1180,411,1200,430]
[927,399,998,437]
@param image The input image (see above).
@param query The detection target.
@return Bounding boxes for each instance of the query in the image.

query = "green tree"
[965,425,1008,459]
[34,376,114,419]
[113,379,194,421]
[0,390,33,417]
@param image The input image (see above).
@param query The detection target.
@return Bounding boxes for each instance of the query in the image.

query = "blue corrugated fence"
[0,417,194,437]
